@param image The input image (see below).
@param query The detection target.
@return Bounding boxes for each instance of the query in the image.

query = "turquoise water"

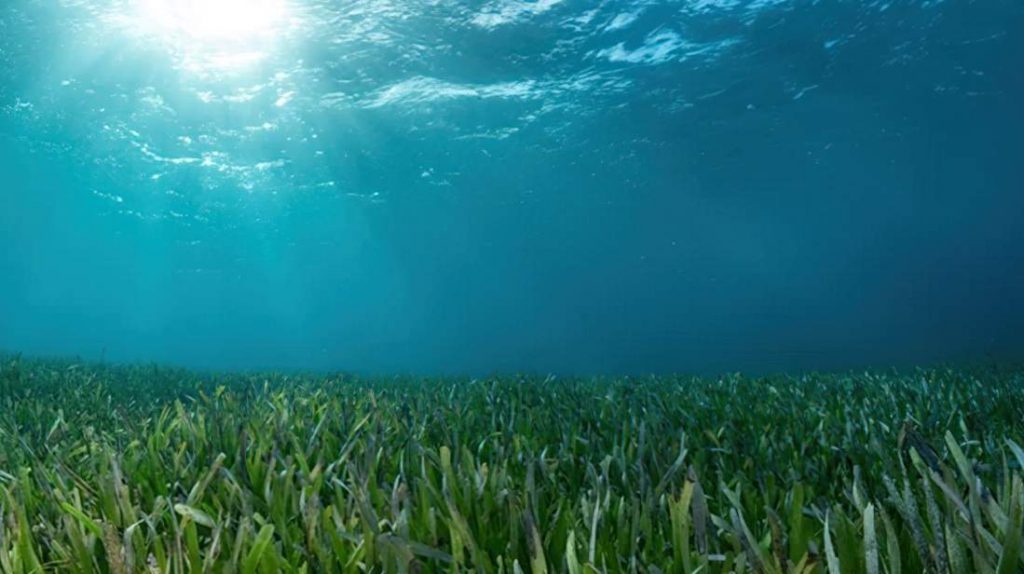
[1,0,1021,374]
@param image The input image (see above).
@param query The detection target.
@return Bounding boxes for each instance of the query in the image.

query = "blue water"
[1,0,1022,374]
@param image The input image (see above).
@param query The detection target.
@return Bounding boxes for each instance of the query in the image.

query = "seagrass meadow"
[0,356,1022,574]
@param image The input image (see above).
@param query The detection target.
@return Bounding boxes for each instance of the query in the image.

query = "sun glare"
[138,0,287,42]
[127,0,291,72]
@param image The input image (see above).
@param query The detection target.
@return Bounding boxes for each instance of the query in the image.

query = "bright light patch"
[126,0,292,73]
[138,0,286,42]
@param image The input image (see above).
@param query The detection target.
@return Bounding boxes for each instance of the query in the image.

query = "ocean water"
[0,0,1021,375]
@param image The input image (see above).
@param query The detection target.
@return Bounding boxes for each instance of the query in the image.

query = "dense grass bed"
[0,357,1022,573]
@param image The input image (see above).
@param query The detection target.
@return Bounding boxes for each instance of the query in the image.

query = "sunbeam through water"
[124,0,295,74]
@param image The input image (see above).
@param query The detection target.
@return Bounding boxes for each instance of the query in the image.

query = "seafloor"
[0,356,1021,573]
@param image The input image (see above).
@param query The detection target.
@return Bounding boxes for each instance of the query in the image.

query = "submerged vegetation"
[0,356,1022,573]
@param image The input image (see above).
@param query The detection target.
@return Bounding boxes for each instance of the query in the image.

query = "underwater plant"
[0,355,1022,573]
